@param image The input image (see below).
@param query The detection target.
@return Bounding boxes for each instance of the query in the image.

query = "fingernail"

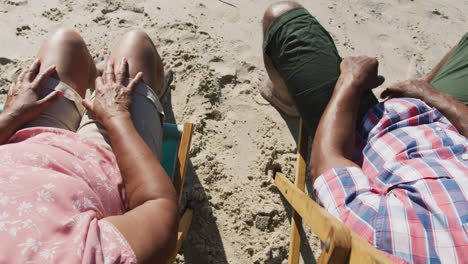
[55,90,63,97]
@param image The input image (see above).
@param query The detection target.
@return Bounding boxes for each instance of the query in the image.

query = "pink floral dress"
[0,127,136,263]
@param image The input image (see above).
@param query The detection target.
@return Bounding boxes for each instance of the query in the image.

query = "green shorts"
[263,7,378,138]
[430,32,468,105]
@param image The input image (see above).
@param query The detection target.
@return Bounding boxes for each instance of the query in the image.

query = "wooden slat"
[167,209,194,264]
[288,120,308,264]
[173,123,193,204]
[168,123,194,263]
[275,172,394,264]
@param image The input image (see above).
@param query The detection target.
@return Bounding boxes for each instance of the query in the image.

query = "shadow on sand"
[275,110,318,264]
[162,89,228,264]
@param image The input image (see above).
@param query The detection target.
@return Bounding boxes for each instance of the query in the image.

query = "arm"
[103,116,178,264]
[0,114,24,144]
[381,79,468,137]
[82,59,177,263]
[310,57,385,182]
[0,59,62,144]
[381,39,468,137]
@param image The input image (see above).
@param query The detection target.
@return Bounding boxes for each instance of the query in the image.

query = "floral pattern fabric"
[0,127,136,263]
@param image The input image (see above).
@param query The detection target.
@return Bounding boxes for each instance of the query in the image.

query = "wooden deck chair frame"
[165,123,194,264]
[274,119,394,264]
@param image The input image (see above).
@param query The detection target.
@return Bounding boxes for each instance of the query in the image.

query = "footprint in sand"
[377,33,393,47]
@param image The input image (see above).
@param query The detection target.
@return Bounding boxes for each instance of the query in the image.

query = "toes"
[94,51,109,76]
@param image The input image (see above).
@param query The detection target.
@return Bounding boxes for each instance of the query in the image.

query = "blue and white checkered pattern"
[314,98,468,264]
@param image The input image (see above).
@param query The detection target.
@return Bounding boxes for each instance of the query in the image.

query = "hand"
[3,59,63,126]
[82,58,143,127]
[336,56,385,94]
[380,79,438,100]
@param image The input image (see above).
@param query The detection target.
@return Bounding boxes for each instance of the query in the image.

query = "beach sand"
[0,0,467,263]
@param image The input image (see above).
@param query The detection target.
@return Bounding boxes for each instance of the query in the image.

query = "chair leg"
[167,209,194,264]
[173,123,193,204]
[288,119,309,264]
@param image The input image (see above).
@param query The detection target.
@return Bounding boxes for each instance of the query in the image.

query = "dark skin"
[380,44,468,138]
[311,52,468,181]
[0,57,177,263]
[261,3,468,182]
[310,56,385,180]
[381,79,468,137]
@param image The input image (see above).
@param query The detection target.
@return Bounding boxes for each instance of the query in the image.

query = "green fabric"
[430,32,468,105]
[264,7,378,138]
[162,123,180,181]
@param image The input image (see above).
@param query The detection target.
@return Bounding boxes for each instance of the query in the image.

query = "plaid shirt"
[314,98,468,264]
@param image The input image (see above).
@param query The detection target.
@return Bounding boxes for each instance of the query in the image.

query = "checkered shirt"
[314,98,468,263]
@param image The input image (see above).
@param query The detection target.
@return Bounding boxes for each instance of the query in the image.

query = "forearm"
[104,115,177,209]
[422,89,468,137]
[310,83,361,182]
[0,113,23,144]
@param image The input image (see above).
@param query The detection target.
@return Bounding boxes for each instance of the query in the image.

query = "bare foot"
[258,79,299,117]
[94,51,109,77]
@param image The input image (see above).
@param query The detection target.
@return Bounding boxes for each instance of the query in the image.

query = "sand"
[0,0,467,263]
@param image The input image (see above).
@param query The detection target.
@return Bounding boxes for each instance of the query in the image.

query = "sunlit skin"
[0,29,177,264]
[310,52,468,183]
[260,2,467,183]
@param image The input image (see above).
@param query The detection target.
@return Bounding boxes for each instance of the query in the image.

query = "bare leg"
[262,1,302,108]
[36,28,96,98]
[107,30,164,95]
[77,30,165,159]
[23,29,95,131]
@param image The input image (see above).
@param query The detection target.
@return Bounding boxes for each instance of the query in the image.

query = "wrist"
[0,110,24,130]
[418,82,440,104]
[335,73,367,96]
[102,112,132,128]
[0,112,23,141]
[333,78,362,99]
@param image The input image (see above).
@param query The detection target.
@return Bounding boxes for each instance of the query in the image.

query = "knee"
[122,29,152,43]
[263,1,302,34]
[49,28,85,47]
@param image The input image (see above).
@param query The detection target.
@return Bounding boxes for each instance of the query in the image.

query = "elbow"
[309,151,322,184]
[148,199,179,264]
[309,163,318,185]
[164,214,179,262]
[162,199,179,251]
